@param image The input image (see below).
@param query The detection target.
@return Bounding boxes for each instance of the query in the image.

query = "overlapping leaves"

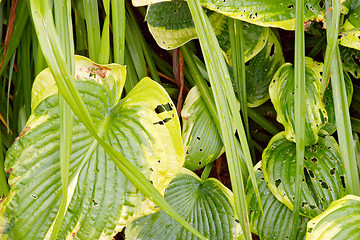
[145,0,268,63]
[269,57,327,146]
[126,168,241,240]
[306,195,360,239]
[135,0,325,30]
[181,86,223,170]
[0,56,184,239]
[262,132,346,218]
[246,29,284,107]
[246,162,309,240]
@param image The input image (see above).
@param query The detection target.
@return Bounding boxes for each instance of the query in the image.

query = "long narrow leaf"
[325,0,360,195]
[50,0,74,239]
[292,0,306,239]
[186,1,262,238]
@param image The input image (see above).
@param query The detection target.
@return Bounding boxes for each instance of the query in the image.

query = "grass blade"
[325,0,360,195]
[50,0,74,239]
[228,18,255,161]
[186,1,263,238]
[0,119,9,197]
[292,0,306,238]
[83,0,101,61]
[112,0,125,64]
[98,0,110,64]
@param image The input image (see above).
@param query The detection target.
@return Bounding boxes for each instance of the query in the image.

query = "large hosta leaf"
[321,71,353,135]
[246,29,285,108]
[262,132,346,218]
[269,57,327,146]
[246,162,309,240]
[199,0,324,30]
[306,195,360,239]
[125,168,241,240]
[181,87,223,170]
[339,4,360,50]
[134,0,324,30]
[0,56,184,239]
[146,0,268,63]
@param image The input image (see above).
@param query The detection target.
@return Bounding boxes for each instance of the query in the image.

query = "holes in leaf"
[352,53,360,67]
[330,168,336,176]
[286,4,294,10]
[150,168,153,172]
[32,195,38,199]
[198,161,202,165]
[311,157,318,163]
[301,202,307,207]
[157,160,161,163]
[275,178,282,187]
[199,148,203,152]
[92,199,99,206]
[153,117,172,125]
[340,175,346,188]
[154,103,173,114]
[235,218,240,223]
[243,23,249,28]
[308,169,315,178]
[249,12,257,19]
[319,180,329,190]
[196,136,201,140]
[270,44,276,57]
[309,204,316,209]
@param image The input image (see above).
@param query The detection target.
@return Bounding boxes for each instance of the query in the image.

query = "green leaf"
[0,57,184,239]
[181,87,223,170]
[262,132,346,218]
[199,0,324,30]
[247,162,309,240]
[306,195,360,239]
[340,46,360,79]
[146,0,268,63]
[339,4,360,50]
[134,0,325,30]
[146,0,225,50]
[321,71,353,135]
[269,57,327,146]
[125,168,242,240]
[246,29,285,108]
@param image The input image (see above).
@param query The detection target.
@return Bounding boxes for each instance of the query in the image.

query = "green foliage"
[126,168,241,240]
[1,0,360,239]
[0,57,184,239]
[269,58,327,146]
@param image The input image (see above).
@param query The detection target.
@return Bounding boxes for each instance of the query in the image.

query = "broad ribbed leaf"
[340,46,360,79]
[246,162,309,240]
[199,0,324,30]
[125,168,241,240]
[246,29,285,108]
[262,132,346,218]
[146,0,268,63]
[269,57,327,146]
[181,87,223,170]
[0,56,184,239]
[306,195,360,240]
[339,4,360,50]
[134,0,324,30]
[321,71,353,135]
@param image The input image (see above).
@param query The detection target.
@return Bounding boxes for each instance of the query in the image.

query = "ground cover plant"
[0,0,360,239]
